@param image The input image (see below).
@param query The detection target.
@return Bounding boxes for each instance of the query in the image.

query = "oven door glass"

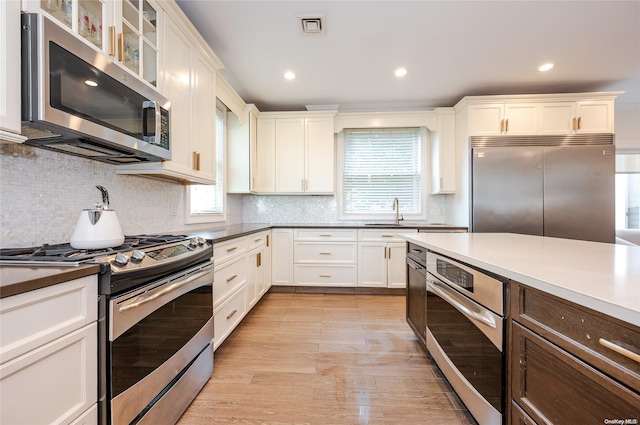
[427,280,504,412]
[110,283,213,398]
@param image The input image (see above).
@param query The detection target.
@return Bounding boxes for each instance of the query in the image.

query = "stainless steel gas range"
[0,235,214,425]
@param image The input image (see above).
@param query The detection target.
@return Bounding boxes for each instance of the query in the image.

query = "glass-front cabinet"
[23,0,160,88]
[117,0,158,86]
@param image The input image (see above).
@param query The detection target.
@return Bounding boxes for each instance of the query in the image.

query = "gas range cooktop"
[0,234,202,266]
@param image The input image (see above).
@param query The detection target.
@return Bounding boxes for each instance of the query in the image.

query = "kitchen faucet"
[392,197,404,225]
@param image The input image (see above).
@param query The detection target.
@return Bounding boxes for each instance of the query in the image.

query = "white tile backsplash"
[1,144,446,248]
[0,144,242,248]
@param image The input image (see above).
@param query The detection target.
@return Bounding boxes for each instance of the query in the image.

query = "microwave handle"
[142,100,157,143]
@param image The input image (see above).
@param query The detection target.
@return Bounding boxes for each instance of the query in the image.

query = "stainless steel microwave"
[21,13,170,164]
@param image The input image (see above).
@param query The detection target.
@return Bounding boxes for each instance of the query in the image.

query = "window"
[615,153,640,230]
[338,128,425,219]
[187,102,226,223]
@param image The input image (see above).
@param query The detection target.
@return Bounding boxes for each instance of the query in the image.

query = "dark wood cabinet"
[406,244,427,351]
[509,281,640,425]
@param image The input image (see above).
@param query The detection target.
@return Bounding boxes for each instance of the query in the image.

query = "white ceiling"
[175,0,640,112]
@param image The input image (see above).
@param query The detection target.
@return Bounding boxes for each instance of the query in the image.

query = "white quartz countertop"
[399,232,640,327]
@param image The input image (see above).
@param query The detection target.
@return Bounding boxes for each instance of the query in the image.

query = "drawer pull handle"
[226,274,238,282]
[319,274,332,278]
[226,246,238,252]
[319,234,332,237]
[319,252,332,255]
[254,238,262,242]
[382,234,394,238]
[599,338,640,363]
[411,249,422,253]
[226,309,238,320]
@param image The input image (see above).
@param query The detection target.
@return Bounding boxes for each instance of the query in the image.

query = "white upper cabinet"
[228,105,259,193]
[0,0,26,142]
[256,111,336,194]
[115,3,221,184]
[22,0,162,88]
[430,109,456,194]
[115,0,160,87]
[466,93,619,137]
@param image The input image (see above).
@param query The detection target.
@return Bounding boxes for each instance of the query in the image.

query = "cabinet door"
[192,53,216,181]
[305,118,335,193]
[271,229,294,286]
[275,118,305,193]
[539,102,576,135]
[255,118,276,192]
[0,0,25,141]
[512,323,640,425]
[246,250,258,308]
[357,242,387,287]
[387,243,407,288]
[576,100,614,133]
[430,112,455,194]
[0,323,97,425]
[162,18,192,175]
[468,103,504,136]
[504,103,538,135]
[117,0,160,87]
[263,232,272,290]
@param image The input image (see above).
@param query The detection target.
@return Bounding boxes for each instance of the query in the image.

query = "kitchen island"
[399,232,640,326]
[399,232,640,425]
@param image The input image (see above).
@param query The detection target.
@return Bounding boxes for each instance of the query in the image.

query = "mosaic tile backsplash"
[0,144,446,248]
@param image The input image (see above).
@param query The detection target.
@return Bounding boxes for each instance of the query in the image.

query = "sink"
[364,223,417,227]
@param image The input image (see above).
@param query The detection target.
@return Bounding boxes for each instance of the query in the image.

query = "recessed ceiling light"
[84,80,98,87]
[284,71,296,80]
[538,63,554,72]
[394,68,408,78]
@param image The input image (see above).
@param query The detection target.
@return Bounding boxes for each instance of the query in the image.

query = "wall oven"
[426,252,506,425]
[21,13,170,164]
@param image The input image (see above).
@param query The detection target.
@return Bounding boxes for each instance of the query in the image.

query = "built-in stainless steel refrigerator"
[471,134,615,243]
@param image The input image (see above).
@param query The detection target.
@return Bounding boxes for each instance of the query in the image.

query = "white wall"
[615,107,640,151]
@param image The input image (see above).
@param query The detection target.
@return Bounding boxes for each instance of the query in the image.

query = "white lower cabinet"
[0,276,98,425]
[212,230,271,349]
[357,229,416,288]
[293,229,357,287]
[213,285,247,350]
[271,228,294,286]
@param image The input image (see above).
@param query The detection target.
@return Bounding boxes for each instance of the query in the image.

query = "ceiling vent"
[299,15,325,35]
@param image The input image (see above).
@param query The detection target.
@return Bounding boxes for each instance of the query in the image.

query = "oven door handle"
[119,264,212,313]
[427,278,497,329]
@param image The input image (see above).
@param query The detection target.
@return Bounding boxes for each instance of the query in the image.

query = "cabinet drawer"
[213,237,246,265]
[294,228,357,241]
[510,400,537,425]
[294,242,356,264]
[511,281,640,391]
[358,228,416,242]
[213,256,246,307]
[294,265,357,287]
[213,286,247,349]
[70,403,97,425]
[247,230,269,251]
[0,322,97,425]
[0,275,97,364]
[511,322,640,424]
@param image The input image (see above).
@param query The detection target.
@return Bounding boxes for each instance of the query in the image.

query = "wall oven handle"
[427,279,496,329]
[119,264,211,313]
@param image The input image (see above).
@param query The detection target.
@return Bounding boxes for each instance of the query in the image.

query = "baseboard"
[268,286,406,295]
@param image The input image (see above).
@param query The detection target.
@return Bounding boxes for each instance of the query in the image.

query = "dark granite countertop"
[0,263,101,299]
[190,222,467,244]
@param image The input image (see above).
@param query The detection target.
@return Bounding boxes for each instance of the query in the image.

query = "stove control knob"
[114,252,130,267]
[189,238,199,248]
[131,250,146,263]
[196,237,206,246]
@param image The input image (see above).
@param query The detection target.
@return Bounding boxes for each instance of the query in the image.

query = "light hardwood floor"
[177,292,476,425]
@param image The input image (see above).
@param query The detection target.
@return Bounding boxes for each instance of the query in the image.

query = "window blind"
[190,106,225,215]
[342,128,422,215]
